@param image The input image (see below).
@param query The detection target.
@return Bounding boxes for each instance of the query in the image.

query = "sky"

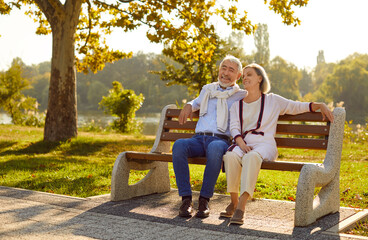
[0,0,367,71]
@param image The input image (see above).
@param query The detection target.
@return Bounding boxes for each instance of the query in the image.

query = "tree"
[313,50,336,91]
[317,50,325,65]
[254,23,270,66]
[226,32,247,61]
[299,68,313,97]
[99,81,144,133]
[153,35,227,96]
[22,64,50,111]
[76,52,190,112]
[0,58,44,126]
[87,81,109,109]
[315,53,368,123]
[267,56,301,100]
[1,0,309,141]
[313,62,335,91]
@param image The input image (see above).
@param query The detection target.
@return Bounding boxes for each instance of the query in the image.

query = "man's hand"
[178,104,193,125]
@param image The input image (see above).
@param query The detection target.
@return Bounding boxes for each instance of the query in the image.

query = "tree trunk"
[37,0,82,141]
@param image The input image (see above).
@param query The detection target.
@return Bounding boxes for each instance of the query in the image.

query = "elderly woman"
[220,63,334,225]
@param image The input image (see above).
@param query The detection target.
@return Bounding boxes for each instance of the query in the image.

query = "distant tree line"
[10,50,367,124]
[2,25,368,124]
[19,52,190,114]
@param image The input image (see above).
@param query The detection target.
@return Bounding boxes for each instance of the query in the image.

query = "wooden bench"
[111,104,345,226]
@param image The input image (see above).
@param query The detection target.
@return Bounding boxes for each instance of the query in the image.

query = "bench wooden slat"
[161,132,328,149]
[163,120,197,130]
[161,132,194,141]
[261,161,308,171]
[125,151,310,172]
[276,124,329,136]
[163,120,329,137]
[278,112,328,122]
[166,109,199,118]
[126,152,207,164]
[166,109,327,122]
[275,137,327,149]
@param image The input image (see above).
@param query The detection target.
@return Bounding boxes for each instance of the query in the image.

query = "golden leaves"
[5,0,309,74]
[265,0,309,27]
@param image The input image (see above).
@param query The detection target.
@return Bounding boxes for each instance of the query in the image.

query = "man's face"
[218,60,242,88]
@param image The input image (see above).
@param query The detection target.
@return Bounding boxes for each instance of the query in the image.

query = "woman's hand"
[236,137,252,153]
[312,102,334,123]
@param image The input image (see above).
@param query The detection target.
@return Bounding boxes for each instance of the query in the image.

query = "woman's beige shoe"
[229,209,244,225]
[220,203,235,218]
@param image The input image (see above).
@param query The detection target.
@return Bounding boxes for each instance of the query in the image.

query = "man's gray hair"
[220,55,242,73]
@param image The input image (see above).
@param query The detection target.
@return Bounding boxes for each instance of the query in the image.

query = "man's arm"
[179,85,208,124]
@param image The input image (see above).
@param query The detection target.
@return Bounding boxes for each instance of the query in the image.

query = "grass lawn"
[0,124,367,235]
[0,125,154,197]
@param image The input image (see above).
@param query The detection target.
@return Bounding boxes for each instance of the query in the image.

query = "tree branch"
[82,0,93,49]
[34,0,65,21]
[153,0,212,38]
[64,0,83,27]
[93,0,153,27]
[118,0,136,3]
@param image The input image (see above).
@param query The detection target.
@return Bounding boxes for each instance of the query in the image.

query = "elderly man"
[172,55,247,218]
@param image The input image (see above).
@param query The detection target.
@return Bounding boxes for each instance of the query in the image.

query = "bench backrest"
[160,109,330,150]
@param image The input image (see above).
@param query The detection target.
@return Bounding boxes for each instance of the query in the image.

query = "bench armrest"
[322,107,345,172]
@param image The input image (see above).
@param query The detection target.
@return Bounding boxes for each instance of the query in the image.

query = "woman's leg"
[219,151,242,217]
[223,151,242,202]
[237,151,263,211]
[230,151,263,224]
[230,192,239,208]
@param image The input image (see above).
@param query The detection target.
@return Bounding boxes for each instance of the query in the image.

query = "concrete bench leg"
[294,165,340,226]
[110,152,170,201]
[294,107,345,227]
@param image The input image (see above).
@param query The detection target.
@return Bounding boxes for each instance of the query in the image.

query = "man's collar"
[217,84,234,91]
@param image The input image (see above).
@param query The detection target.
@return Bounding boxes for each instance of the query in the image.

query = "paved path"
[0,186,364,240]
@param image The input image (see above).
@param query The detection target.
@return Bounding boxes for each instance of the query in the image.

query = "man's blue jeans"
[172,134,230,199]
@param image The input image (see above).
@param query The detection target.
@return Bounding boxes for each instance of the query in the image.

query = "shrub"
[0,59,45,127]
[99,81,144,133]
[344,120,368,143]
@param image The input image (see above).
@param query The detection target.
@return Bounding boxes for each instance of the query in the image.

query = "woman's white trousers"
[223,151,263,198]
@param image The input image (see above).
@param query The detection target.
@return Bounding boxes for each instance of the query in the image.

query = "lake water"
[0,112,160,136]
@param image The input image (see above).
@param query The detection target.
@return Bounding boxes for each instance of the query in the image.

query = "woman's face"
[242,67,262,92]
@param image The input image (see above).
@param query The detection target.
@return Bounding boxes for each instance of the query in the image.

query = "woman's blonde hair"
[244,63,271,93]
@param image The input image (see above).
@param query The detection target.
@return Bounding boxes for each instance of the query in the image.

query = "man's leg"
[201,137,230,197]
[196,137,229,218]
[172,135,205,217]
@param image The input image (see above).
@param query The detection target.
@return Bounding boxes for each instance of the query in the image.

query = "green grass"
[346,220,368,237]
[0,124,367,233]
[0,125,154,197]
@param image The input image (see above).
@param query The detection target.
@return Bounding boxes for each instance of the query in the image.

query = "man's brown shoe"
[195,198,210,218]
[179,199,193,217]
